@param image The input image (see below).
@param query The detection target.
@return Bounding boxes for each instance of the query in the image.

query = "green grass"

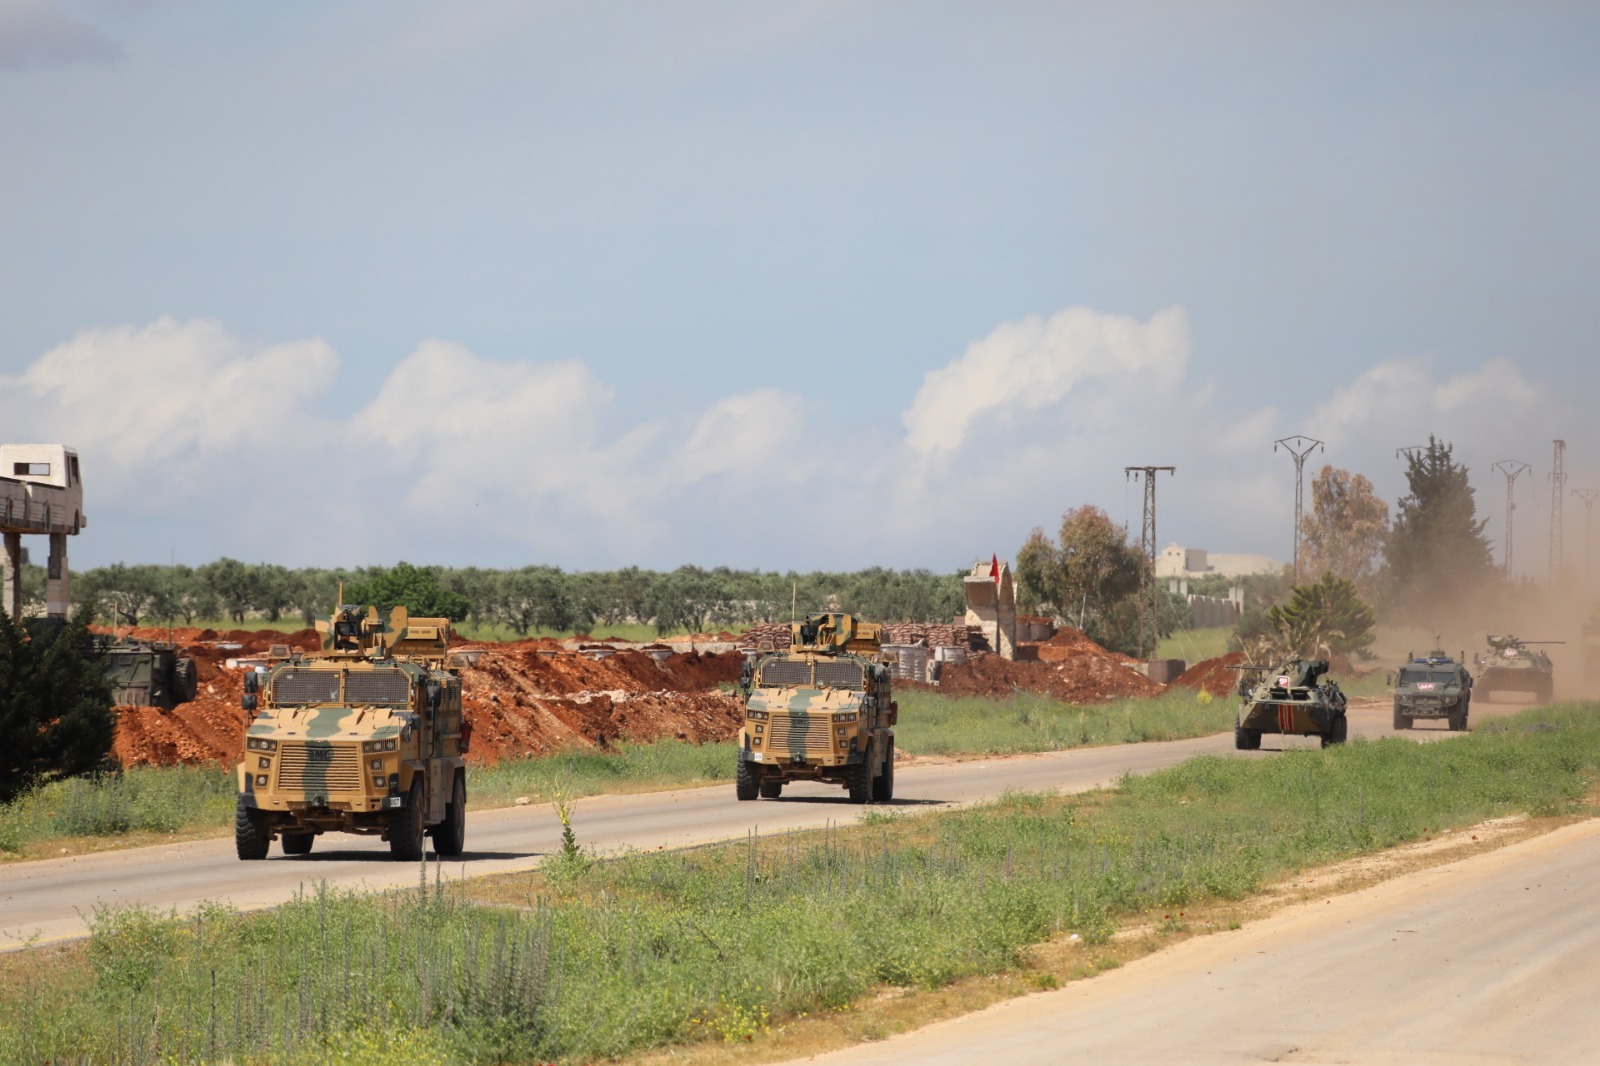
[5,701,1597,1064]
[471,740,738,806]
[1158,626,1233,663]
[896,687,1234,755]
[0,766,236,856]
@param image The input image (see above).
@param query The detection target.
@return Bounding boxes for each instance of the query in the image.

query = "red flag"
[989,554,1000,583]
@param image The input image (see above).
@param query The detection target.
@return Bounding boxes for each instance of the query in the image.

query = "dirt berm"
[105,627,744,768]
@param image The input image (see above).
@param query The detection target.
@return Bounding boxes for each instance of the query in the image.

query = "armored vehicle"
[1232,658,1349,750]
[737,612,896,803]
[98,638,198,709]
[235,604,471,861]
[1390,650,1472,731]
[1475,635,1559,703]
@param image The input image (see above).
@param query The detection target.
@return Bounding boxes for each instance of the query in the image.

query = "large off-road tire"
[280,831,314,856]
[173,658,198,704]
[846,756,872,804]
[735,757,759,801]
[235,795,269,861]
[1393,700,1411,730]
[758,780,783,799]
[1322,714,1348,748]
[1448,704,1468,732]
[1234,722,1261,751]
[871,739,895,802]
[388,778,426,862]
[433,773,466,857]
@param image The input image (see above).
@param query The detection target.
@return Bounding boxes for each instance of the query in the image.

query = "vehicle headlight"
[746,709,769,721]
[247,738,278,752]
[833,713,858,724]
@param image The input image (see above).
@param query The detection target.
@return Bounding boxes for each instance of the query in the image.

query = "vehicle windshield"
[1400,668,1457,685]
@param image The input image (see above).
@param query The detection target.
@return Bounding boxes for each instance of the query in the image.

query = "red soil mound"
[110,631,745,769]
[1170,651,1247,696]
[934,648,1165,703]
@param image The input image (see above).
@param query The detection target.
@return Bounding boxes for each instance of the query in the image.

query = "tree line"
[10,561,968,636]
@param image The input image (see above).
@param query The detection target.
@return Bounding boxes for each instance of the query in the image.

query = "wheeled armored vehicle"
[736,612,897,803]
[235,604,470,861]
[1233,658,1349,750]
[1475,635,1559,703]
[1390,649,1472,731]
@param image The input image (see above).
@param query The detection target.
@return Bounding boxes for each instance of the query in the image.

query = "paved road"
[0,694,1521,950]
[794,817,1600,1065]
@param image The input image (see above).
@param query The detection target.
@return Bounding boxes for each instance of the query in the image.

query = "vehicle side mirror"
[242,693,258,713]
[426,679,441,710]
[1386,673,1393,686]
[244,671,259,694]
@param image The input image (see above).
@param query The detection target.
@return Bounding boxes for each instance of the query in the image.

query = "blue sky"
[3,2,1597,576]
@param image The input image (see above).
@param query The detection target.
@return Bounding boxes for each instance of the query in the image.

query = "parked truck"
[235,604,470,861]
[736,612,897,803]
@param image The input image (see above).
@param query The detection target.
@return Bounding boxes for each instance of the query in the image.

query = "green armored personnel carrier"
[98,638,198,709]
[1475,635,1559,703]
[1232,658,1349,750]
[737,612,897,803]
[1391,649,1472,731]
[235,604,470,861]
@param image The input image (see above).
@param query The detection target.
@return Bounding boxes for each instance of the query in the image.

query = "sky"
[2,1,1598,578]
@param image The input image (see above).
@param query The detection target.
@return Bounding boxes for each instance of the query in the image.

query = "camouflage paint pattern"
[1236,659,1348,737]
[237,606,467,839]
[1476,635,1557,699]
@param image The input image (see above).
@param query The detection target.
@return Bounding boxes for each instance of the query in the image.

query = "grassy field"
[896,687,1234,755]
[3,701,1596,1064]
[1158,625,1233,663]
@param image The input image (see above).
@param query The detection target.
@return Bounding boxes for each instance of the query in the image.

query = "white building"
[1156,544,1284,580]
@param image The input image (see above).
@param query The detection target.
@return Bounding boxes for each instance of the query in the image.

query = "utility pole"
[1574,489,1600,590]
[1124,465,1175,661]
[1492,460,1531,577]
[1275,436,1324,581]
[1549,439,1567,584]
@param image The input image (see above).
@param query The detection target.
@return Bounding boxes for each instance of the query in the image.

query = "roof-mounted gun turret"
[790,612,883,656]
[314,603,453,664]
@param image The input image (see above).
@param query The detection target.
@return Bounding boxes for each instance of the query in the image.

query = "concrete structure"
[963,558,1016,660]
[1168,579,1246,628]
[1156,543,1283,581]
[1,444,85,621]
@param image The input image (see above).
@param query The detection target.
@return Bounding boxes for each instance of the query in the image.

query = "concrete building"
[1156,544,1284,581]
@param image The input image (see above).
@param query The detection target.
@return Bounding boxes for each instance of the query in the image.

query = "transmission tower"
[1124,465,1175,660]
[1575,489,1600,590]
[1275,436,1324,580]
[1491,460,1531,576]
[1549,439,1567,584]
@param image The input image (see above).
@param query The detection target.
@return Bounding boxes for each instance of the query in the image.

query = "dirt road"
[793,817,1600,1065]
[0,694,1527,949]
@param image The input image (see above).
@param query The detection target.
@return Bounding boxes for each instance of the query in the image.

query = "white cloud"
[0,316,336,476]
[678,388,806,484]
[901,305,1191,456]
[1307,356,1546,449]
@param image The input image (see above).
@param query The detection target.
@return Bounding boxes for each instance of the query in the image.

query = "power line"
[1124,465,1174,660]
[1574,488,1600,591]
[1549,439,1567,584]
[1491,460,1531,576]
[1275,436,1324,581]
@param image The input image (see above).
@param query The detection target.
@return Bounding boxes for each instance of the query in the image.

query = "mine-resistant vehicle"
[1390,649,1472,731]
[737,612,896,803]
[97,638,198,710]
[235,604,471,861]
[1475,635,1559,703]
[1232,658,1349,750]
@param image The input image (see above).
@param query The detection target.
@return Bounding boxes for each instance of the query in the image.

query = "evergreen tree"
[1384,436,1496,612]
[346,562,472,621]
[1266,572,1376,658]
[0,609,117,804]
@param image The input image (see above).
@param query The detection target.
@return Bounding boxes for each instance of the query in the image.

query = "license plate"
[387,796,404,808]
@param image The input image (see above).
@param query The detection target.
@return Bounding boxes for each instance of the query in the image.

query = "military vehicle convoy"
[736,612,897,803]
[1232,659,1349,750]
[235,604,470,861]
[97,638,198,710]
[1390,650,1472,731]
[1475,635,1559,703]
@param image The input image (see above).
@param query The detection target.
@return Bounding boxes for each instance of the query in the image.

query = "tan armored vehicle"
[235,604,471,861]
[737,612,897,803]
[1475,635,1559,703]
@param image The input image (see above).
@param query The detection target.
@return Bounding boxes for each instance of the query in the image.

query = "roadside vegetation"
[895,687,1232,755]
[5,701,1596,1065]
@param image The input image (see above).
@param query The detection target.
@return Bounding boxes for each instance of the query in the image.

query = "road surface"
[794,816,1600,1065]
[0,696,1516,950]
